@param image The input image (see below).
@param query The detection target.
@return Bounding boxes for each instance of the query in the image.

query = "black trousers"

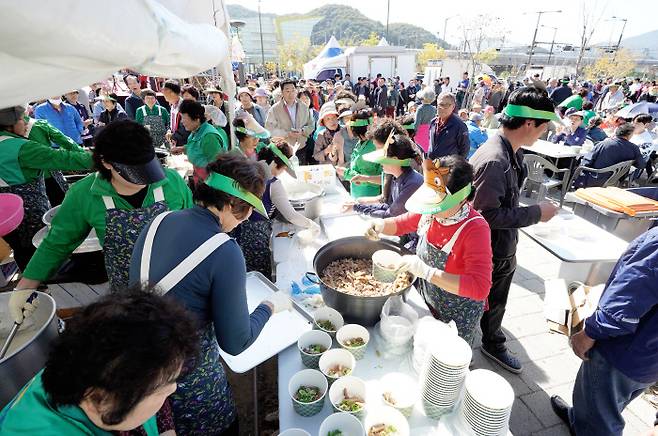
[480,255,517,352]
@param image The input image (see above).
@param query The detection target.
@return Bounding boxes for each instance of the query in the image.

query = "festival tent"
[0,0,235,110]
[303,36,345,80]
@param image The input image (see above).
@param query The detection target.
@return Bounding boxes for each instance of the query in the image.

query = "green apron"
[345,139,382,198]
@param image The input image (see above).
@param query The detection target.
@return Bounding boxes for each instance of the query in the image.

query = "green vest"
[0,372,159,435]
[185,122,225,168]
[0,135,28,186]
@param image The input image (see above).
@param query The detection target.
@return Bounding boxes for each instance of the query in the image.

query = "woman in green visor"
[231,141,320,278]
[365,156,493,345]
[129,154,291,435]
[0,290,198,436]
[232,110,271,160]
[335,108,382,199]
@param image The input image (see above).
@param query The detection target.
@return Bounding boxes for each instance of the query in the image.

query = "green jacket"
[583,109,596,127]
[23,168,193,281]
[560,94,583,110]
[0,131,92,185]
[185,122,227,168]
[0,371,158,436]
[343,139,382,198]
[27,119,85,152]
[134,104,170,128]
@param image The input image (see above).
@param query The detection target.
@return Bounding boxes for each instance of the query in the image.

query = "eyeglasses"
[437,103,453,109]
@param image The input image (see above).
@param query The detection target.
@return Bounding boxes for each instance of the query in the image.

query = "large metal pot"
[0,291,58,407]
[311,237,417,326]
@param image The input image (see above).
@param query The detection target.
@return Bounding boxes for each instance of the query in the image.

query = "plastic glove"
[365,219,385,241]
[398,255,436,282]
[309,221,321,235]
[9,289,38,324]
[264,291,293,314]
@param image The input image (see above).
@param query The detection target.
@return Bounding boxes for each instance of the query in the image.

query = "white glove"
[365,219,385,241]
[9,289,38,324]
[398,255,436,282]
[308,221,321,235]
[264,292,293,314]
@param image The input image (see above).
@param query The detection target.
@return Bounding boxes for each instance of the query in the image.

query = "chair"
[521,154,571,206]
[569,160,634,189]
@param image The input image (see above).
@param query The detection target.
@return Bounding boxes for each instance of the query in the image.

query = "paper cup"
[380,373,419,417]
[319,412,365,436]
[372,249,402,283]
[319,348,356,386]
[329,375,367,419]
[297,330,332,369]
[313,307,344,337]
[337,324,370,360]
[364,405,410,436]
[288,369,328,417]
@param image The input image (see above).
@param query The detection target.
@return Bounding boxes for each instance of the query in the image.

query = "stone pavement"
[470,232,656,435]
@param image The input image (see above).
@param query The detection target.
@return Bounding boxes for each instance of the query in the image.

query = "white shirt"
[285,101,297,129]
[603,90,625,110]
[442,82,454,94]
[631,130,658,154]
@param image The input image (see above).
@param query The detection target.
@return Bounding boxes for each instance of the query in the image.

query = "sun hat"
[405,159,472,215]
[363,130,412,167]
[318,102,339,126]
[253,88,269,98]
[235,110,270,139]
[565,108,585,118]
[469,112,483,122]
[237,87,253,100]
[96,93,118,103]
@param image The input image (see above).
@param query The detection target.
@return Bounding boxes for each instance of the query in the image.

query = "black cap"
[0,106,25,125]
[95,120,165,185]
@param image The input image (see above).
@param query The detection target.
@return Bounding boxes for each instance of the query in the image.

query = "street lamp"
[443,15,457,44]
[525,10,562,71]
[540,24,558,72]
[258,0,265,70]
[610,16,628,61]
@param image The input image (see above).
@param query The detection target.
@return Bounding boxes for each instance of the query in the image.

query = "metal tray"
[217,272,312,373]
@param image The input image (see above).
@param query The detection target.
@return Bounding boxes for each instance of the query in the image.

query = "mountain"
[226,3,449,49]
[619,29,658,57]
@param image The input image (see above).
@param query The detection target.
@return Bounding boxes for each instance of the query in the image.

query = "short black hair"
[297,90,311,100]
[588,116,603,128]
[499,86,555,130]
[257,141,293,169]
[582,101,593,110]
[93,120,153,180]
[397,114,416,137]
[578,88,589,97]
[280,79,297,90]
[350,108,373,138]
[633,113,653,124]
[386,134,419,161]
[42,287,199,427]
[140,89,156,98]
[193,153,266,220]
[615,123,635,139]
[179,99,206,122]
[163,80,181,95]
[370,118,406,144]
[233,118,248,141]
[436,155,475,201]
[182,84,200,100]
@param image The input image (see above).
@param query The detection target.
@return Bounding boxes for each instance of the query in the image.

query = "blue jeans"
[569,348,650,436]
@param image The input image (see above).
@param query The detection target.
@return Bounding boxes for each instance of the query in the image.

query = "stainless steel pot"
[0,291,58,407]
[311,237,416,326]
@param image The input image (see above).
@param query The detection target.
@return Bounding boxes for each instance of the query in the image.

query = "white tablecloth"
[522,139,584,159]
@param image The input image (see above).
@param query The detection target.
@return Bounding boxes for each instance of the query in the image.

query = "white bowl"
[380,373,419,417]
[318,412,365,436]
[279,429,311,436]
[313,307,345,336]
[336,324,370,360]
[329,375,367,417]
[319,348,356,383]
[364,405,410,436]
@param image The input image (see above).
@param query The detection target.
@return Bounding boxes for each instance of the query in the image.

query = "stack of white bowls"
[459,369,514,436]
[412,317,458,374]
[420,335,472,419]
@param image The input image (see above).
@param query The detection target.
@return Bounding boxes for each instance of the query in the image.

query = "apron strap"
[140,106,147,117]
[153,186,164,202]
[153,233,230,295]
[102,196,115,209]
[140,211,173,282]
[441,216,486,254]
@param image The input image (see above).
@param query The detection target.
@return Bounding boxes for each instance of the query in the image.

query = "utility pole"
[386,0,390,41]
[526,10,561,72]
[612,17,628,61]
[443,16,455,43]
[258,0,265,70]
[540,25,558,77]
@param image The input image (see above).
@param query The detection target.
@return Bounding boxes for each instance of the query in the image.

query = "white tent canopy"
[303,36,344,80]
[0,0,234,109]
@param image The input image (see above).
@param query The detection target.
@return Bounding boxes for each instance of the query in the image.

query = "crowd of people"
[0,66,656,436]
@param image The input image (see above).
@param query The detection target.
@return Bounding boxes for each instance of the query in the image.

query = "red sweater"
[393,207,492,301]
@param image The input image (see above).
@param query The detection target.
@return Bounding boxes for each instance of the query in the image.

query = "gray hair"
[437,92,456,105]
[421,88,436,103]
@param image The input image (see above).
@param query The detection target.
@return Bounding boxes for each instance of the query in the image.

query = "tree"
[474,48,498,64]
[584,48,636,80]
[278,36,320,74]
[362,32,380,46]
[575,1,606,77]
[417,43,447,70]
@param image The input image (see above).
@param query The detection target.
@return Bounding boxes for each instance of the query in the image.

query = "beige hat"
[318,102,339,126]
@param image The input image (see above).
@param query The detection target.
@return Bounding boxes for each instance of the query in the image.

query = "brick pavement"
[470,232,656,435]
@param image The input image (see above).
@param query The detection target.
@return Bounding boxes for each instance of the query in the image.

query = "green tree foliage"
[417,43,447,70]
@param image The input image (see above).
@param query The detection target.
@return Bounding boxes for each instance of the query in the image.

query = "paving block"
[626,394,658,427]
[509,397,544,435]
[509,282,543,300]
[520,353,582,391]
[520,382,574,428]
[502,312,550,339]
[622,407,652,435]
[516,278,546,295]
[505,332,571,364]
[471,348,536,396]
[505,294,545,319]
[531,423,574,436]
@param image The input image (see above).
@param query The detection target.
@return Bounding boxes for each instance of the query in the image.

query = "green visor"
[363,147,411,166]
[204,172,268,217]
[236,126,271,139]
[405,183,472,215]
[269,143,297,178]
[402,124,415,131]
[503,104,559,122]
[348,117,374,127]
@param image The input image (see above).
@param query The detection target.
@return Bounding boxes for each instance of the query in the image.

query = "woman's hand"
[365,219,385,240]
[170,146,185,155]
[398,255,436,282]
[335,166,345,178]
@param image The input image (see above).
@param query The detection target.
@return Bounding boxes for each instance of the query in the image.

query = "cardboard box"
[544,279,604,337]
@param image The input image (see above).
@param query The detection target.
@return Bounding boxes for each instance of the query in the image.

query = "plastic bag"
[375,296,419,358]
[412,316,458,373]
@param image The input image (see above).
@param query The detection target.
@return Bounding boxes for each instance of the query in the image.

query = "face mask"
[48,98,62,105]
